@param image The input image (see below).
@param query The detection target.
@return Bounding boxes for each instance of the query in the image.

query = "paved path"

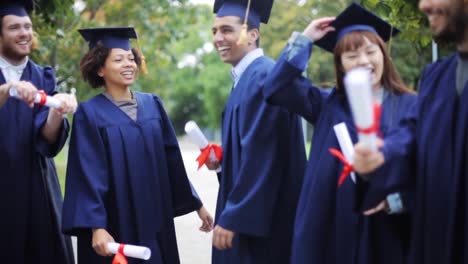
[174,137,219,264]
[72,137,220,263]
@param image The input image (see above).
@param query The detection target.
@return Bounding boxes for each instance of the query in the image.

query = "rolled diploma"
[184,120,217,161]
[333,122,356,183]
[107,243,151,260]
[344,67,377,151]
[9,87,61,108]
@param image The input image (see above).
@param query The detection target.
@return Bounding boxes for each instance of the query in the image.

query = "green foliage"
[27,0,448,135]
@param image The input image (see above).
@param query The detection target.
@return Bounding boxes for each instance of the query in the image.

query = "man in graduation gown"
[0,0,77,263]
[354,0,468,263]
[207,0,306,263]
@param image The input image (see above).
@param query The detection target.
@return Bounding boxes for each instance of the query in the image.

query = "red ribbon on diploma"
[356,102,381,136]
[196,144,223,170]
[329,148,354,187]
[112,244,127,264]
[37,90,47,106]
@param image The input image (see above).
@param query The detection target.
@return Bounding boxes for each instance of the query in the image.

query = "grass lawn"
[54,147,67,195]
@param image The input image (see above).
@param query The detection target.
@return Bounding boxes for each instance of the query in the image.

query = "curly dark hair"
[80,42,142,88]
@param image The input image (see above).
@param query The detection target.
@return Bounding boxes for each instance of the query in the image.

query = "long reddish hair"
[333,30,413,94]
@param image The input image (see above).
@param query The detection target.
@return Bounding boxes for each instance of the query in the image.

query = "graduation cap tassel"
[136,40,148,75]
[31,31,39,50]
[387,26,394,56]
[237,24,248,46]
[237,0,251,46]
[140,52,148,75]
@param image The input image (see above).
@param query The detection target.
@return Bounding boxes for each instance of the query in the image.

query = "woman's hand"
[363,200,389,215]
[197,206,214,232]
[303,17,336,42]
[92,228,115,257]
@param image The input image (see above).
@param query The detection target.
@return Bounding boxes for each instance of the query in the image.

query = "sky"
[189,0,214,5]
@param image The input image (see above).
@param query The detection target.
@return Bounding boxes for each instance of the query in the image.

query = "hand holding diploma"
[184,121,223,170]
[9,82,77,114]
[107,242,151,263]
[344,67,380,151]
[6,81,43,108]
[10,85,61,108]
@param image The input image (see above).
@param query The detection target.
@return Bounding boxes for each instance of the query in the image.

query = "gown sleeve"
[154,97,203,217]
[217,73,299,237]
[356,94,419,212]
[263,44,329,125]
[34,66,69,157]
[62,105,110,236]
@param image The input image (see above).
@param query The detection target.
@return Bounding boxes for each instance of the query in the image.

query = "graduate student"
[353,0,468,263]
[206,0,306,263]
[62,27,213,264]
[0,0,77,263]
[263,3,416,264]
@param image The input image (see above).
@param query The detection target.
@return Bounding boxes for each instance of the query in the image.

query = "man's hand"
[213,225,234,250]
[92,228,115,257]
[353,140,385,175]
[197,206,214,232]
[50,92,78,115]
[8,81,38,108]
[42,91,78,144]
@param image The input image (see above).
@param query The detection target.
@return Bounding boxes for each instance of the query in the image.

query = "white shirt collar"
[230,48,264,87]
[0,56,28,82]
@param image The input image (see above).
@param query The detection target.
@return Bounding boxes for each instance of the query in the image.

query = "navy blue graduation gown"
[62,92,202,264]
[0,61,72,264]
[263,50,416,264]
[212,56,306,264]
[382,53,468,264]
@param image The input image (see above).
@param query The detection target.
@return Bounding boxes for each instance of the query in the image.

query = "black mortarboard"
[315,2,400,52]
[78,27,138,50]
[213,0,274,28]
[0,0,34,17]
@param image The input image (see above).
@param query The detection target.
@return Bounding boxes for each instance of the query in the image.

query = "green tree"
[26,0,450,134]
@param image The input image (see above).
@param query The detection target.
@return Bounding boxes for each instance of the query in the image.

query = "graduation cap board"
[315,2,400,52]
[78,27,138,50]
[214,0,274,45]
[0,0,34,17]
[213,0,274,28]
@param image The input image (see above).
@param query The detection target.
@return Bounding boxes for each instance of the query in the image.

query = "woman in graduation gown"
[263,3,416,264]
[62,27,213,264]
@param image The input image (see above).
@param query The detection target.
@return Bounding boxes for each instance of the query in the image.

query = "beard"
[433,2,468,44]
[0,42,29,63]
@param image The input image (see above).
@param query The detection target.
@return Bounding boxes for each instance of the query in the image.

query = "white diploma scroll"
[184,120,218,161]
[107,242,151,260]
[344,67,377,151]
[333,122,356,183]
[184,120,209,149]
[9,87,61,108]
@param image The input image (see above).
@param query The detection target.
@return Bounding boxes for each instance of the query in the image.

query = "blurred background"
[29,0,454,188]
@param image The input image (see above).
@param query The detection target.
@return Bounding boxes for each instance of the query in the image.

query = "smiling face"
[338,34,384,90]
[212,15,257,66]
[0,14,33,64]
[419,0,468,45]
[98,48,138,90]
